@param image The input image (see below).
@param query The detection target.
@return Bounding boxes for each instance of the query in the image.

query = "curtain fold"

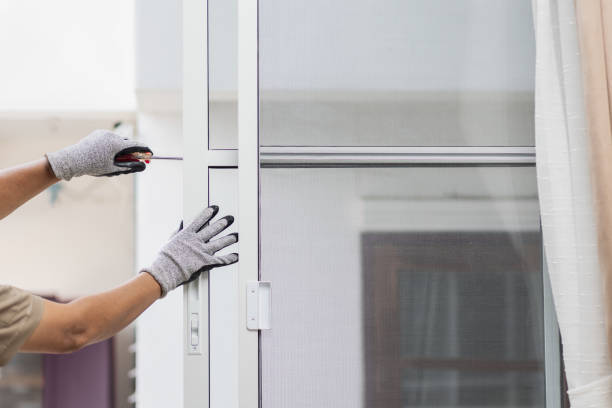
[574,0,612,366]
[534,0,612,405]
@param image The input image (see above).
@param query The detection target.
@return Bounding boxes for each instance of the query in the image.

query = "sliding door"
[254,0,557,407]
[197,0,562,407]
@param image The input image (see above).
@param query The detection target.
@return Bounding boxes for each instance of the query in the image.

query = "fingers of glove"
[87,130,131,152]
[181,271,202,286]
[114,160,147,172]
[98,169,135,177]
[207,233,238,253]
[113,146,153,171]
[212,253,239,266]
[195,253,239,273]
[178,253,238,288]
[185,205,220,233]
[114,134,153,151]
[198,215,234,241]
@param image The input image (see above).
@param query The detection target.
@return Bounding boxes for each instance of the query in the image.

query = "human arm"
[21,273,161,353]
[0,129,151,220]
[0,158,59,220]
[18,205,238,354]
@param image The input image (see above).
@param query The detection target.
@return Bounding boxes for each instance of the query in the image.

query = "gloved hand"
[46,129,152,180]
[142,205,239,297]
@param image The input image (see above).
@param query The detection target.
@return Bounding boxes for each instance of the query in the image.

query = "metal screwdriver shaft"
[148,156,183,160]
[115,152,183,162]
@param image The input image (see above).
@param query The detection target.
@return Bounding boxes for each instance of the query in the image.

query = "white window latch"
[187,280,202,355]
[246,281,271,330]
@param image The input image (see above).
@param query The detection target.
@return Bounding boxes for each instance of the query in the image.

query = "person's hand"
[141,205,239,297]
[45,129,152,180]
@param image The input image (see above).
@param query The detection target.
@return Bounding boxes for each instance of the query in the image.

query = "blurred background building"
[0,1,138,407]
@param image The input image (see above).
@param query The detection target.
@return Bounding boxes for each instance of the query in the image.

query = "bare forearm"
[71,273,161,344]
[0,158,59,220]
[22,273,161,353]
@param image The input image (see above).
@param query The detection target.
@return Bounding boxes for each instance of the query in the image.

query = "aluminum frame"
[260,146,535,166]
[237,0,260,406]
[183,0,210,406]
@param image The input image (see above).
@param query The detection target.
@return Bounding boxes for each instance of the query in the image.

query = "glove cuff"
[140,267,172,298]
[45,150,75,181]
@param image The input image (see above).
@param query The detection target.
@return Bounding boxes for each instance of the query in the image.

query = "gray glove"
[46,129,152,180]
[142,205,239,297]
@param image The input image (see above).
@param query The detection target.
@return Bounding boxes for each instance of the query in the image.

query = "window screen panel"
[259,0,535,146]
[260,167,545,408]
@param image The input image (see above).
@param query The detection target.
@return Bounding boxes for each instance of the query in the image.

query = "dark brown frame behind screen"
[362,231,556,407]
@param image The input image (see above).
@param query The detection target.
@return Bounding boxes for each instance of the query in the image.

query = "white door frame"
[237,0,260,405]
[182,0,210,406]
[183,0,256,405]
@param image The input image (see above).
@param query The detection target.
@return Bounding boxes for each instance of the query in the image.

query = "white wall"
[0,1,135,111]
[135,0,182,90]
[134,112,184,408]
[134,2,184,405]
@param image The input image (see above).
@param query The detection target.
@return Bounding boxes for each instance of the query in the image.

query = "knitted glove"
[46,129,152,180]
[142,205,239,297]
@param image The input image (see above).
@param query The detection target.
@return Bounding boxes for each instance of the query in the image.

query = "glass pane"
[259,0,535,146]
[209,0,237,149]
[260,167,544,407]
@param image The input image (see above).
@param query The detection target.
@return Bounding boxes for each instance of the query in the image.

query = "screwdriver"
[115,152,183,162]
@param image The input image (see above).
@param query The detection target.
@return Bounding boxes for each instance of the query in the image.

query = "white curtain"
[534,0,612,405]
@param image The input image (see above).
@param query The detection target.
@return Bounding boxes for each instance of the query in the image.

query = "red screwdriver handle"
[115,151,153,163]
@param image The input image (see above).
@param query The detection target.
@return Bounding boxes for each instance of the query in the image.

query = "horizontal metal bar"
[204,147,536,167]
[259,146,535,166]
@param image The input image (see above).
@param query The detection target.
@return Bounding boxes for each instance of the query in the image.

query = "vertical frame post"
[183,0,210,406]
[238,0,260,404]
